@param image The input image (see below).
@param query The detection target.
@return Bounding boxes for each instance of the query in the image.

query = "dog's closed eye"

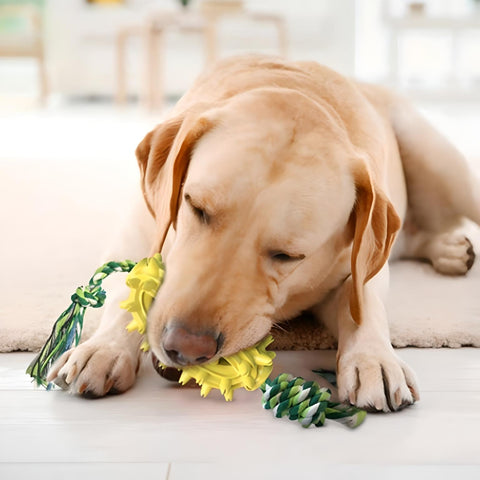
[269,251,305,262]
[184,193,210,225]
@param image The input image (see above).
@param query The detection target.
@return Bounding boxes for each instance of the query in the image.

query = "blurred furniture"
[199,0,287,65]
[86,0,124,3]
[115,10,201,109]
[45,0,287,103]
[0,2,48,102]
[383,1,480,95]
[116,1,288,109]
[45,0,148,98]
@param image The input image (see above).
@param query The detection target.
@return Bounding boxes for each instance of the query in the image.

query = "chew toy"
[25,255,275,400]
[26,259,137,388]
[25,255,366,428]
[261,373,366,428]
[120,254,276,401]
[120,254,165,352]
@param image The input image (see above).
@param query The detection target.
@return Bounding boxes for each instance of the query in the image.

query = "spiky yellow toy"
[120,253,276,401]
[120,254,164,352]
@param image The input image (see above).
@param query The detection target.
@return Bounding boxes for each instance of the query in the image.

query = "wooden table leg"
[149,27,165,110]
[38,46,48,105]
[115,29,128,105]
[204,17,218,66]
[275,17,288,58]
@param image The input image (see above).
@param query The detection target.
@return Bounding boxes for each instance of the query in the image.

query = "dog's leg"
[397,227,475,275]
[391,98,480,274]
[47,195,158,397]
[315,265,419,412]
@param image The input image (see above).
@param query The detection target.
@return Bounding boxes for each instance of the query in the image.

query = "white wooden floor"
[1,348,479,479]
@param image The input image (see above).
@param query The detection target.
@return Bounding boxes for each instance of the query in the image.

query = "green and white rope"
[261,373,367,428]
[26,259,136,388]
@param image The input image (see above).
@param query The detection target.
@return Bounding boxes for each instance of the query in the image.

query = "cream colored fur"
[47,56,480,412]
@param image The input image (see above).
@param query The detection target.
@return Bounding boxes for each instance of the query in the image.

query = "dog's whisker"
[271,322,288,334]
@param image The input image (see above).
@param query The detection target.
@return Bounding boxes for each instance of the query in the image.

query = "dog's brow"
[267,237,307,256]
[183,186,221,216]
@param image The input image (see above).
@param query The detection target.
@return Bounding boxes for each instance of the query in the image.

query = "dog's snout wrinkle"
[162,324,220,366]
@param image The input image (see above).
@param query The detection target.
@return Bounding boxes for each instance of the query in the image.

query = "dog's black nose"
[162,324,220,366]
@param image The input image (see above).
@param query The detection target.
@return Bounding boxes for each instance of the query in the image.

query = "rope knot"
[71,285,106,308]
[27,259,137,388]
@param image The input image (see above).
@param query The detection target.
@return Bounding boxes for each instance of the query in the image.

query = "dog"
[47,56,480,412]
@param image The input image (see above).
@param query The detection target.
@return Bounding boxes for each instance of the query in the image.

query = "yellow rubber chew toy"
[120,254,276,401]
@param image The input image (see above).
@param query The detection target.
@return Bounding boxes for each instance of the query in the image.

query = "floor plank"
[169,464,480,480]
[1,349,479,466]
[0,462,170,480]
[0,391,478,464]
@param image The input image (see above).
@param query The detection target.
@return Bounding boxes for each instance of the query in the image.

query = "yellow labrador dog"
[48,56,480,412]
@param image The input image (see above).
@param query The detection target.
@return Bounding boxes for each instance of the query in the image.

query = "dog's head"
[136,88,400,367]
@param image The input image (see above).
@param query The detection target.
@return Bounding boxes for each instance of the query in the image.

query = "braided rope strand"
[261,374,367,428]
[26,259,137,388]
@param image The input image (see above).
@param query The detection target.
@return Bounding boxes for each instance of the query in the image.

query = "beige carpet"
[1,158,480,353]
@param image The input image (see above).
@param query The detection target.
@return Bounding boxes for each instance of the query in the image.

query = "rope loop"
[27,258,138,388]
[71,285,106,308]
[70,259,138,308]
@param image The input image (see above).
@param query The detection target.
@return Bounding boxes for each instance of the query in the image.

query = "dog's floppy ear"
[135,116,183,217]
[135,113,213,253]
[349,159,401,325]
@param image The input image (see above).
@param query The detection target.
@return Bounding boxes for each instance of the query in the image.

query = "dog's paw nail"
[65,364,78,384]
[52,375,69,390]
[78,383,88,394]
[409,385,420,401]
[104,378,115,395]
[393,389,403,407]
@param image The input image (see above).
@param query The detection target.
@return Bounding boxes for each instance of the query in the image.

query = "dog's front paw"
[430,233,475,275]
[47,340,139,397]
[337,349,420,412]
